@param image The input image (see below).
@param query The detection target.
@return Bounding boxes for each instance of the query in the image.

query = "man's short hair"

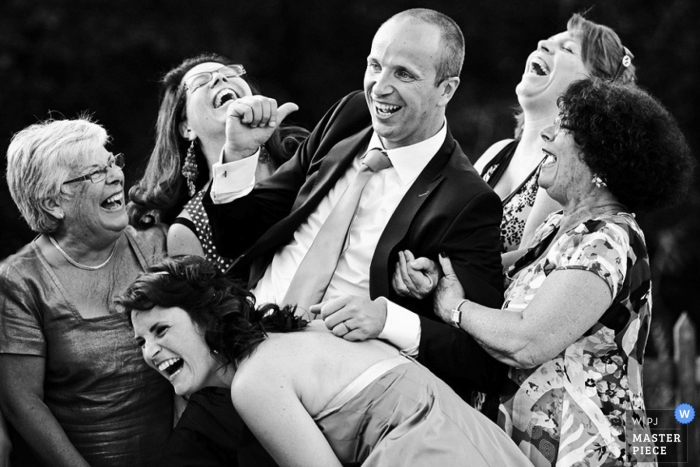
[390,8,465,84]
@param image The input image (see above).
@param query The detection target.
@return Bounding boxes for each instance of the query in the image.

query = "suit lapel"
[369,133,455,298]
[291,127,372,212]
[240,126,373,284]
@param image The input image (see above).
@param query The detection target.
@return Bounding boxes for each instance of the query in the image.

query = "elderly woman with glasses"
[0,117,173,467]
[406,79,695,466]
[128,53,308,274]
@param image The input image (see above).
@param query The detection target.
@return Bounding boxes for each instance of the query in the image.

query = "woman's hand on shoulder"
[392,250,439,299]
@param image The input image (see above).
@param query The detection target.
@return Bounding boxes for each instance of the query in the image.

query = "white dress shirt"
[210,122,447,354]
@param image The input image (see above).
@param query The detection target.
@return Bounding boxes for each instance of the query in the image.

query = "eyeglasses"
[183,65,246,93]
[63,153,125,185]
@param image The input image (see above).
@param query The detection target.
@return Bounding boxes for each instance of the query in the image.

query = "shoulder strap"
[171,217,197,234]
[500,155,546,207]
[480,140,519,188]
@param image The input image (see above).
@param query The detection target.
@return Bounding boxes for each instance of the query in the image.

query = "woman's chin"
[173,385,193,397]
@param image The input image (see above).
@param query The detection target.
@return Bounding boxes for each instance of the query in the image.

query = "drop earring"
[591,174,607,189]
[182,140,199,197]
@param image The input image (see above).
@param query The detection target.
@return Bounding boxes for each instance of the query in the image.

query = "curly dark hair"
[558,78,695,212]
[127,53,309,228]
[116,255,307,370]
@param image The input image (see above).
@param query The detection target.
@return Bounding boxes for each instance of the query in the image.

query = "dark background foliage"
[1,0,698,350]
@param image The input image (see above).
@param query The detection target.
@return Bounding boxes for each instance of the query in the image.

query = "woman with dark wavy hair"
[427,78,694,466]
[118,255,532,467]
[127,53,308,273]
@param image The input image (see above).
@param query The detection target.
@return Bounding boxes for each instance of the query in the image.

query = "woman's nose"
[143,340,161,361]
[209,71,229,87]
[537,39,552,54]
[540,123,555,142]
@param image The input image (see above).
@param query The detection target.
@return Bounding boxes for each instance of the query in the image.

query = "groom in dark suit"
[203,8,505,400]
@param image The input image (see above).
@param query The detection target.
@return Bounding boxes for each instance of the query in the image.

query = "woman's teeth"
[158,358,184,377]
[542,150,557,165]
[530,60,550,76]
[214,89,237,108]
[101,192,124,210]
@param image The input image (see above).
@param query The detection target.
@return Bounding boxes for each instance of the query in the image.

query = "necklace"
[48,235,119,271]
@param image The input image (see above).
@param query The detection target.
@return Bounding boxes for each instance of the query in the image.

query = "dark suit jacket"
[204,91,507,399]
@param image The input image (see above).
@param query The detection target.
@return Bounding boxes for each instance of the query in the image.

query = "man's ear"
[437,77,460,107]
[40,197,64,220]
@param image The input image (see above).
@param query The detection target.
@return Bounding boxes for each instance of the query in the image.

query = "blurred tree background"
[0,0,698,356]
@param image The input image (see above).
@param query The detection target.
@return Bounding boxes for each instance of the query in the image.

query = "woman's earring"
[182,140,199,197]
[591,174,607,188]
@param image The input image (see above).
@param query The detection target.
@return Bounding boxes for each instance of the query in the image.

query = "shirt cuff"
[377,297,421,356]
[210,147,260,204]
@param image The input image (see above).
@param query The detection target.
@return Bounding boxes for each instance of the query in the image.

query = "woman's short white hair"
[6,117,109,233]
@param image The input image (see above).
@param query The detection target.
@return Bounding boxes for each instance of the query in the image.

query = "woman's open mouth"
[101,192,124,211]
[158,357,184,379]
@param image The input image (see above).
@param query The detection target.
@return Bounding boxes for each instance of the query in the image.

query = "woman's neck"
[560,194,627,230]
[214,363,236,389]
[198,137,224,175]
[45,230,123,270]
[518,111,558,159]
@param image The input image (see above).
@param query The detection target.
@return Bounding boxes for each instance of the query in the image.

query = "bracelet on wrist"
[450,299,469,328]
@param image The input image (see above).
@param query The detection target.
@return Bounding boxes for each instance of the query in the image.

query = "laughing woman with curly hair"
[408,79,695,466]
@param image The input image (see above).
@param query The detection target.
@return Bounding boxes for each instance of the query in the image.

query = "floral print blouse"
[481,140,543,253]
[498,211,656,466]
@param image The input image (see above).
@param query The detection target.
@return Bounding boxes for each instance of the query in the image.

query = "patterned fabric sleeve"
[0,259,46,356]
[550,219,629,299]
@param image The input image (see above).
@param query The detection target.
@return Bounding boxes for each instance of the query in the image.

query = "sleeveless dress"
[173,189,234,273]
[0,226,173,467]
[313,355,533,466]
[498,212,656,466]
[480,140,544,252]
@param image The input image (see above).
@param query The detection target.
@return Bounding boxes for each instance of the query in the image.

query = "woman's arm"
[434,255,612,369]
[232,361,342,467]
[0,355,91,467]
[167,210,206,257]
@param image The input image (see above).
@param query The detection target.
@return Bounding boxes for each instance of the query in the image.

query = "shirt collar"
[365,118,447,185]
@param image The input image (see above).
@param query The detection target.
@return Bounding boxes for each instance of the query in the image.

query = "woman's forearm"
[0,393,91,467]
[455,300,538,368]
[454,269,613,369]
[0,355,91,467]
